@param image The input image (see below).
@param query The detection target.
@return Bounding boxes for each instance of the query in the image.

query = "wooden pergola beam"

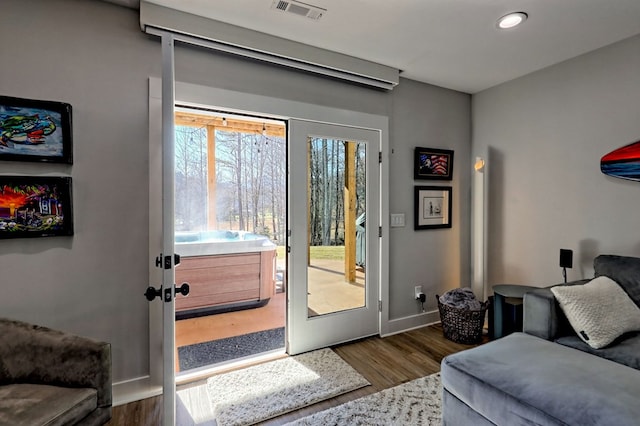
[175,111,286,232]
[175,111,285,137]
[344,141,357,283]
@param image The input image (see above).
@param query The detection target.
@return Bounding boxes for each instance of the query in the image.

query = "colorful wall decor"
[414,147,454,180]
[0,95,72,163]
[0,176,73,239]
[601,140,640,182]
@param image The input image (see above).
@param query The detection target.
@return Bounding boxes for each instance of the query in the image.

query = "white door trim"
[147,77,391,398]
[288,120,381,354]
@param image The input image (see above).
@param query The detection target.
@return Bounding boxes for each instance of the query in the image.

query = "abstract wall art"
[0,176,73,239]
[0,95,72,163]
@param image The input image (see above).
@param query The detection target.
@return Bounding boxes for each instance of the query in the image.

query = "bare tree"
[174,120,300,248]
[175,125,207,231]
[306,138,367,247]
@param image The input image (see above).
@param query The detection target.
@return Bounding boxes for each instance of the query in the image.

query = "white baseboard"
[112,376,162,406]
[382,309,440,337]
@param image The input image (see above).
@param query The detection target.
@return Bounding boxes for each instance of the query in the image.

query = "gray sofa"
[0,318,112,426]
[441,254,640,425]
[524,254,640,368]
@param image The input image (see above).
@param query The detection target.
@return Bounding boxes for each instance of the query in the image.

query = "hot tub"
[174,231,277,318]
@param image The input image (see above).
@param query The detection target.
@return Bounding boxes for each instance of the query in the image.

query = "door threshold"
[176,348,287,385]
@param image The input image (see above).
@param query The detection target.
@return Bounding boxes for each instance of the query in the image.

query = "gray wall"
[473,34,640,288]
[2,0,158,383]
[389,79,471,320]
[2,0,471,384]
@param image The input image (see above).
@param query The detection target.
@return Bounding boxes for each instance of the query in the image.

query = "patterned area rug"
[207,348,370,426]
[284,373,442,426]
[178,327,285,371]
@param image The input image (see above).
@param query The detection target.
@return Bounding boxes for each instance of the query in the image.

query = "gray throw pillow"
[594,255,640,308]
[551,276,640,349]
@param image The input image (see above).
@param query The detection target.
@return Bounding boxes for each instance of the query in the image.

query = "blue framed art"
[0,95,73,164]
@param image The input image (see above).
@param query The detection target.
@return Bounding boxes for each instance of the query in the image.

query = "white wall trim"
[382,309,440,336]
[112,376,161,407]
[151,78,388,130]
[140,1,399,90]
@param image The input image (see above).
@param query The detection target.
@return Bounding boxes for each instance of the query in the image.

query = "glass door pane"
[288,119,379,355]
[307,138,366,317]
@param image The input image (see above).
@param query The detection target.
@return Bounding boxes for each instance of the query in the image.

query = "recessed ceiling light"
[497,12,528,29]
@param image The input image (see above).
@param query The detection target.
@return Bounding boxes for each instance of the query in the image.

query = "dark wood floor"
[107,324,487,425]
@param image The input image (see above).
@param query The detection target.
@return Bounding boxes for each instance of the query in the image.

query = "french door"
[149,58,387,422]
[288,120,380,354]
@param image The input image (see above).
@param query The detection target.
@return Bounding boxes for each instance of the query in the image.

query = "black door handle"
[144,286,162,301]
[145,283,189,302]
[176,282,190,297]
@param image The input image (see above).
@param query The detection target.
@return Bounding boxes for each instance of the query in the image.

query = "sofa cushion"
[0,318,112,410]
[0,383,97,426]
[550,276,640,349]
[556,331,640,370]
[441,333,640,426]
[594,254,640,308]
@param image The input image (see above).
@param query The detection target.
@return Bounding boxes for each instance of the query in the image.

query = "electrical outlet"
[414,285,423,299]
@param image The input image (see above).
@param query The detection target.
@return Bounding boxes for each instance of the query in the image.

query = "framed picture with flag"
[414,147,454,180]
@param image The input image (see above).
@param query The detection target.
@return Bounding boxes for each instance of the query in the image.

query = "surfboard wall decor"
[601,140,640,182]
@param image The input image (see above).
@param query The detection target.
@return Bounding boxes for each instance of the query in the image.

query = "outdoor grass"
[276,245,344,260]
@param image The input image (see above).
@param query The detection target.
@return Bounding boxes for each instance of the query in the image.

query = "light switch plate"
[390,213,405,227]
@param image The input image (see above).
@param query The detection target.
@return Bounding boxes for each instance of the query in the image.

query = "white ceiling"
[104,0,640,93]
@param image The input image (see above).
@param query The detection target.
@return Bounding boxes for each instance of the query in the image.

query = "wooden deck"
[175,258,365,371]
[307,259,365,315]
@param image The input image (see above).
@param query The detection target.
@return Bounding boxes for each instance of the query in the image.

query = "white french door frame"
[288,120,381,354]
[148,76,391,422]
[159,33,178,426]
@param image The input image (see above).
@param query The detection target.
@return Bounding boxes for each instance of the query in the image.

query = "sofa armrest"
[523,289,560,340]
[523,280,589,341]
[0,318,112,410]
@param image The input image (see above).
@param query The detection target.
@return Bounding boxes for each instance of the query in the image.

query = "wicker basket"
[436,295,489,344]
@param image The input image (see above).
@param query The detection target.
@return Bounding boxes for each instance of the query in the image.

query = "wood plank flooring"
[108,324,487,425]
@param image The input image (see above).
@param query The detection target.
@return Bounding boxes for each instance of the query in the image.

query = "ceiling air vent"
[271,0,326,20]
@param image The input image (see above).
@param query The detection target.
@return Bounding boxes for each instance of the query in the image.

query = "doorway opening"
[169,104,382,377]
[172,106,288,377]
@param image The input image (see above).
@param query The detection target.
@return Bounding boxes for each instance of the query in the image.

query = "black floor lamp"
[560,249,573,283]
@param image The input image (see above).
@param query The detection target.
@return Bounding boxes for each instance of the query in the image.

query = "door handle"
[164,283,189,302]
[144,283,190,302]
[144,286,162,301]
[175,282,190,297]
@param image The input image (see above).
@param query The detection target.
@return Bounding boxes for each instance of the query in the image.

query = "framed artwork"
[0,176,73,239]
[0,95,73,163]
[414,147,454,180]
[414,185,452,230]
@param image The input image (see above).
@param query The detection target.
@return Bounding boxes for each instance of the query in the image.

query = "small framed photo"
[0,176,73,239]
[414,186,452,230]
[414,147,453,180]
[0,95,73,164]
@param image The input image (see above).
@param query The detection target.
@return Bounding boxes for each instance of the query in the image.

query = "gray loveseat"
[525,254,640,367]
[0,318,112,425]
[441,254,640,425]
